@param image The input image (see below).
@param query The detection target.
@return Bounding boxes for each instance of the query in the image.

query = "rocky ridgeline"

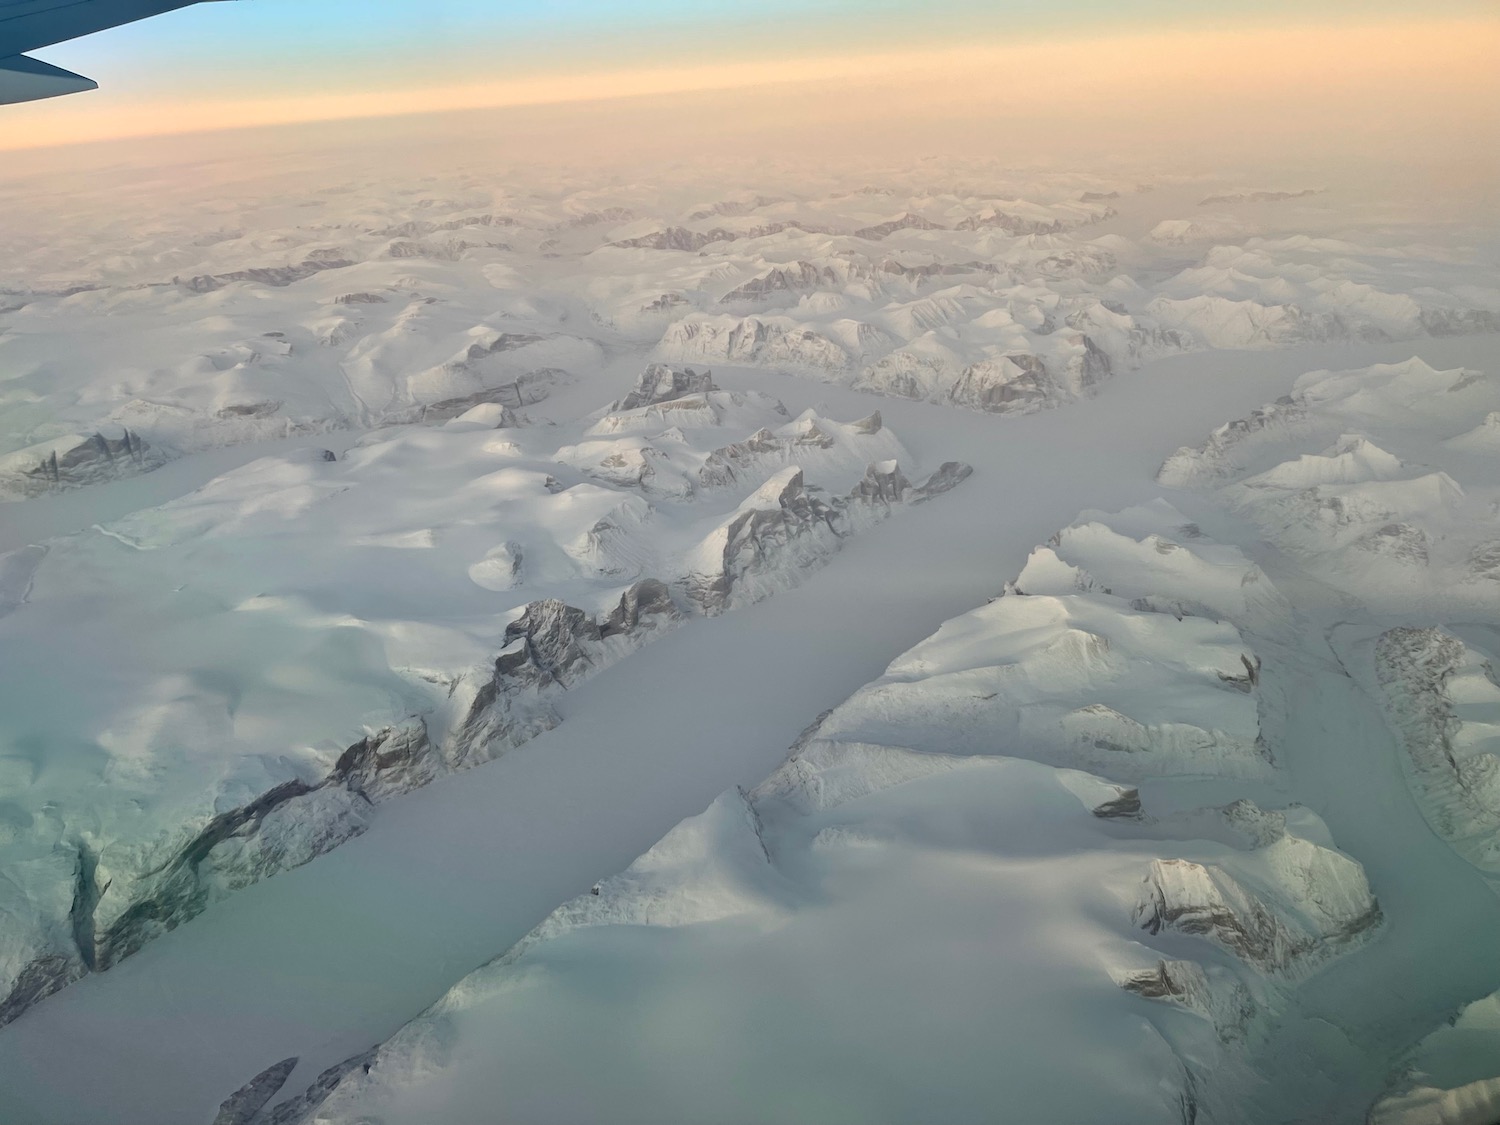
[684,459,970,615]
[1374,627,1500,877]
[0,426,170,501]
[1157,355,1500,1121]
[252,501,1377,1125]
[0,364,972,1028]
[0,577,680,1028]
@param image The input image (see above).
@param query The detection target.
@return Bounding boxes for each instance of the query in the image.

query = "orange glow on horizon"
[0,16,1495,157]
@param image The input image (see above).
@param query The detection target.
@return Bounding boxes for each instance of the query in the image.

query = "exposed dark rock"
[212,1057,298,1125]
[1468,541,1500,582]
[255,1049,377,1125]
[948,353,1054,412]
[687,470,842,615]
[1135,858,1381,974]
[641,292,690,313]
[955,210,1066,235]
[848,461,911,506]
[1092,787,1144,819]
[853,212,945,240]
[331,725,436,803]
[565,207,634,228]
[912,461,974,502]
[1121,959,1202,1001]
[498,599,602,690]
[179,257,353,293]
[1420,307,1500,336]
[697,428,785,489]
[419,368,556,422]
[3,427,170,499]
[615,364,717,411]
[1217,654,1262,693]
[93,778,372,972]
[612,221,819,252]
[720,262,836,304]
[600,579,679,638]
[1199,189,1322,205]
[0,953,84,1028]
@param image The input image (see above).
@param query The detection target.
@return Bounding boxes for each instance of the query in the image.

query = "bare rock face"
[417,368,555,422]
[0,952,85,1029]
[848,459,911,506]
[685,460,972,614]
[179,255,354,293]
[1157,396,1308,489]
[1467,541,1500,583]
[330,725,439,804]
[0,427,172,500]
[601,577,678,638]
[720,262,835,304]
[685,468,843,615]
[913,461,974,502]
[212,1057,299,1125]
[1091,786,1144,819]
[945,340,1109,414]
[253,1050,378,1125]
[658,316,854,374]
[0,582,686,1028]
[458,581,683,750]
[948,354,1053,412]
[1132,813,1382,977]
[496,599,604,690]
[1374,627,1500,875]
[90,783,376,975]
[697,428,786,489]
[1119,959,1255,1041]
[615,363,717,411]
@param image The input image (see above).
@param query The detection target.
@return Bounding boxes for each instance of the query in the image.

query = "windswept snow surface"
[285,501,1385,1125]
[1,135,1499,1125]
[2,154,1495,500]
[252,347,1500,1125]
[0,361,969,1026]
[1157,354,1500,1122]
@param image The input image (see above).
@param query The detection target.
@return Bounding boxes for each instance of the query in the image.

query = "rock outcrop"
[1374,627,1500,876]
[0,427,172,500]
[212,1057,299,1125]
[612,363,717,410]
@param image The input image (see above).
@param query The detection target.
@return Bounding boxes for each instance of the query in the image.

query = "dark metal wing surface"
[1,0,216,104]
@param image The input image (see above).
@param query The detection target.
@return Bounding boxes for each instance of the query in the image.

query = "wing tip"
[0,54,98,105]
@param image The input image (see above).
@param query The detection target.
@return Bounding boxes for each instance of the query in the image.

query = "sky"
[0,0,1496,163]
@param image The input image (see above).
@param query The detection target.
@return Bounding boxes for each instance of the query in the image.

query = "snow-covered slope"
[4,144,1500,1125]
[1371,988,1500,1125]
[5,163,1494,507]
[1159,352,1500,1123]
[260,501,1382,1125]
[1159,358,1500,614]
[0,363,969,1025]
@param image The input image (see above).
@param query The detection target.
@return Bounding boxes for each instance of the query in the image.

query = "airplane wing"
[1,0,216,105]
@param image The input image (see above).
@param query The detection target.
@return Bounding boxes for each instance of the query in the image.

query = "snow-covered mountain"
[0,362,969,1025]
[2,145,1499,1125]
[249,498,1388,1125]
